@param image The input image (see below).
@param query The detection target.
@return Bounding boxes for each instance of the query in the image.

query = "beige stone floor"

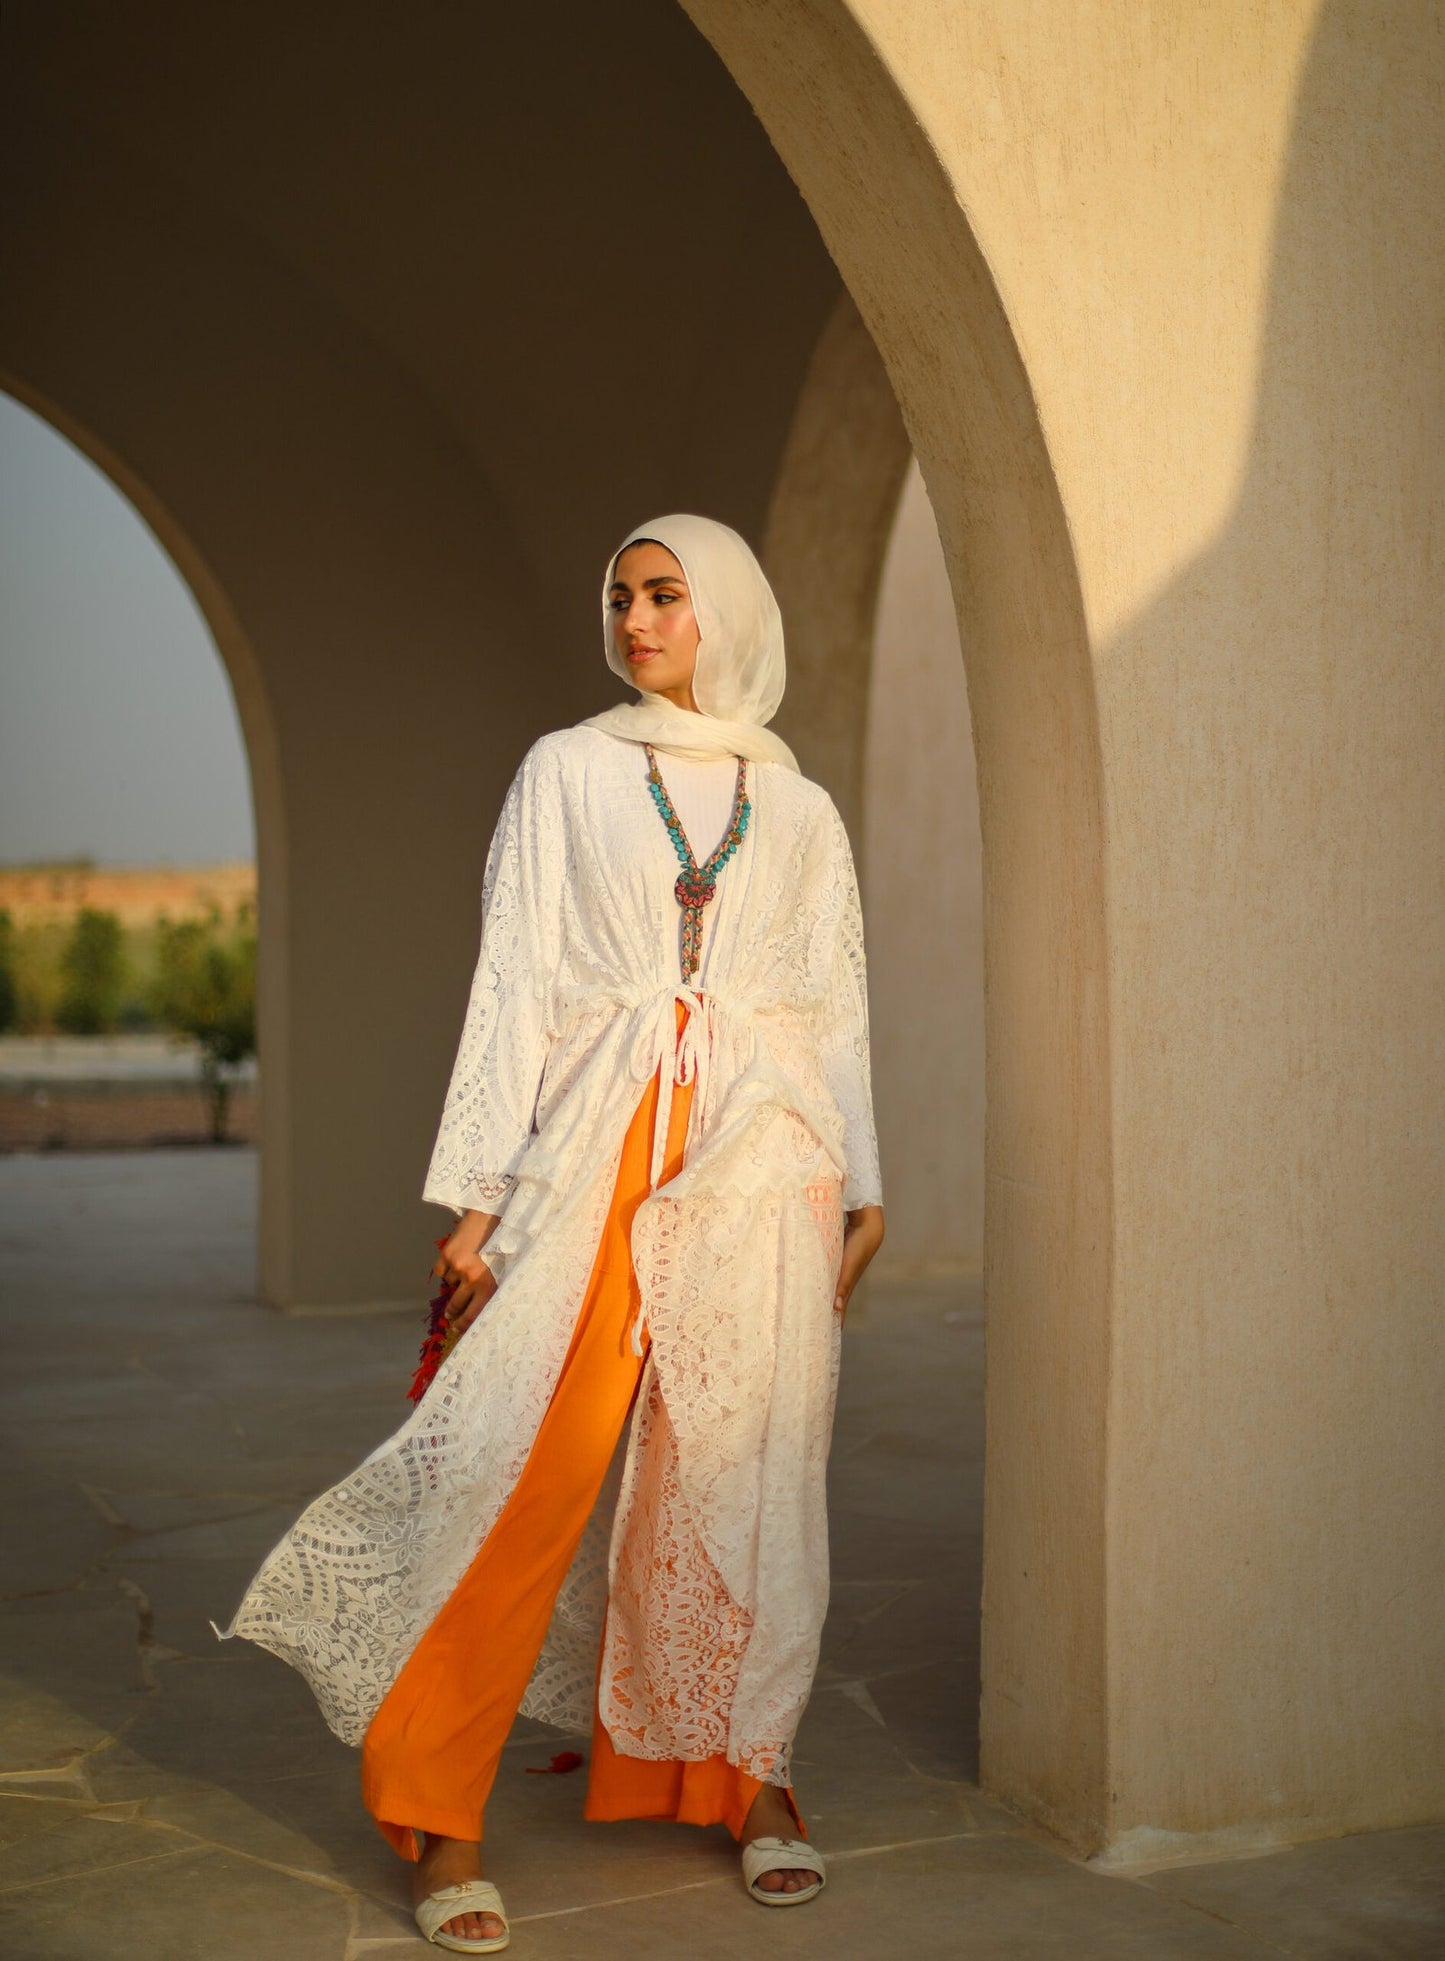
[0,1150,1440,1960]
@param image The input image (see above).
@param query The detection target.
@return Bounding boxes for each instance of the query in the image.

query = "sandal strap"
[415,1879,509,1943]
[742,1835,827,1888]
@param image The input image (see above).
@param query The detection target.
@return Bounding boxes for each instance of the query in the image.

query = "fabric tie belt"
[627,983,714,1193]
[556,980,741,1188]
[553,979,752,1356]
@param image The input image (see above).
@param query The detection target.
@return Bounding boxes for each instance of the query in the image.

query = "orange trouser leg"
[584,1709,806,1843]
[362,1002,803,1857]
[361,1003,691,1854]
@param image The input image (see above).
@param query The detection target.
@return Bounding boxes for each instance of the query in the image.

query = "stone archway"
[762,290,912,835]
[692,0,1445,1866]
[0,0,845,1320]
[684,1,1112,1848]
[8,0,1427,1868]
[864,460,986,1279]
[0,372,294,1294]
[2,0,1108,1851]
[761,294,985,1279]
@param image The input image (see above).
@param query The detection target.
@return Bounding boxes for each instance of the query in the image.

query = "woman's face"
[608,541,701,712]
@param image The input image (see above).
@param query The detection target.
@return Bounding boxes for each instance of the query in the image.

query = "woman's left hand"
[433,1209,503,1339]
[834,1205,885,1321]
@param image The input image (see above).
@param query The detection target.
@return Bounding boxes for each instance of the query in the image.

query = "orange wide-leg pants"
[361,1002,805,1857]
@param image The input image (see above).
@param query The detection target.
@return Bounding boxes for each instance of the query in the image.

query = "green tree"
[8,920,62,1033]
[0,910,17,1034]
[56,908,127,1034]
[152,904,257,1143]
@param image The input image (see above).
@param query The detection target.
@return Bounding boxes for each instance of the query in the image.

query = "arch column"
[688,0,1445,1860]
[684,0,1112,1847]
[0,0,846,1318]
[761,290,911,834]
[0,109,559,1315]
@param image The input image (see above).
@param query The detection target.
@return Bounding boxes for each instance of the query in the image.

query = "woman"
[220,514,884,1951]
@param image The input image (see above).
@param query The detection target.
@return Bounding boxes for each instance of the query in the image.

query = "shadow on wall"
[1083,0,1443,1839]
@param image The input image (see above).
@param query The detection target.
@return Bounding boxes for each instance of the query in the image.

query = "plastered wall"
[864,461,984,1276]
[688,0,1445,1855]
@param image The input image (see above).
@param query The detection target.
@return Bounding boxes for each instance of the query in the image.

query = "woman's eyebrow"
[609,576,686,592]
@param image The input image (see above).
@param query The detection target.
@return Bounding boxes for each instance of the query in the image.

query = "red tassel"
[524,1750,585,1776]
[406,1237,461,1402]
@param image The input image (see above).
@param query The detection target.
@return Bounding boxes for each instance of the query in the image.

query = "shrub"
[9,920,65,1033]
[151,904,257,1142]
[0,911,16,1034]
[56,908,127,1035]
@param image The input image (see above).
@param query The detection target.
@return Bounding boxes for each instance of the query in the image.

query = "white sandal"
[742,1834,827,1906]
[414,1878,510,1951]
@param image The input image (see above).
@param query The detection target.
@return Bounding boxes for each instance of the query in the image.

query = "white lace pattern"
[219,727,880,1780]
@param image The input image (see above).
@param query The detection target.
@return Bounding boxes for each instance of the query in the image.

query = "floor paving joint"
[0,1150,1440,1958]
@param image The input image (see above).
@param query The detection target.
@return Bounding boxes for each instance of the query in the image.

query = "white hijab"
[579,513,799,772]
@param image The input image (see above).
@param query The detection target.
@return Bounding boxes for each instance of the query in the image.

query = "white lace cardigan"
[220,726,882,1785]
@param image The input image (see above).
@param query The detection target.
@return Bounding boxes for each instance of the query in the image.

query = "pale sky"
[0,392,254,866]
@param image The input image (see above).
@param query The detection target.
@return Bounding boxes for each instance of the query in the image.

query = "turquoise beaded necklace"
[643,742,751,983]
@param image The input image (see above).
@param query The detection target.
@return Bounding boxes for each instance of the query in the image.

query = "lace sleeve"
[814,801,883,1212]
[422,745,562,1217]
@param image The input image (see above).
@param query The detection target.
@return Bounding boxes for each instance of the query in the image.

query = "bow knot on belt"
[621,981,724,1356]
[555,975,775,1196]
[627,983,714,1198]
[552,979,784,1356]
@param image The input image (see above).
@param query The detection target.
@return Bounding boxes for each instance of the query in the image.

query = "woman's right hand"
[433,1209,502,1338]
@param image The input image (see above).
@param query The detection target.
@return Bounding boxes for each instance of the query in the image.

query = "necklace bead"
[643,744,751,983]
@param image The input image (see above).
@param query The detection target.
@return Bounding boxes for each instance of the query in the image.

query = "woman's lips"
[626,646,660,662]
